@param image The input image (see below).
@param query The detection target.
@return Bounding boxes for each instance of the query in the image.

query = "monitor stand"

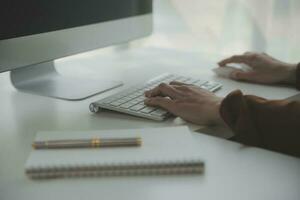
[10,61,123,100]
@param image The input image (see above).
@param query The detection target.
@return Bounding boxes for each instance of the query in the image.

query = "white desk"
[1,0,300,199]
[0,46,299,200]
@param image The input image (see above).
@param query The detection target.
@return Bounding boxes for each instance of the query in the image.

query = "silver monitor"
[0,0,152,100]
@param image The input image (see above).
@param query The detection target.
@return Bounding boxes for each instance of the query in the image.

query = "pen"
[32,137,142,149]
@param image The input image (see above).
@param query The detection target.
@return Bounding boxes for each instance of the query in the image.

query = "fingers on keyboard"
[95,74,221,120]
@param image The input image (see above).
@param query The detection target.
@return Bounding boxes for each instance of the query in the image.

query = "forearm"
[220,90,300,157]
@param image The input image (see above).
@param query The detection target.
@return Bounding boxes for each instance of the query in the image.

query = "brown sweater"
[220,64,300,157]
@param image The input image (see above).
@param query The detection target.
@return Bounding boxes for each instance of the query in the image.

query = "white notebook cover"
[25,126,203,178]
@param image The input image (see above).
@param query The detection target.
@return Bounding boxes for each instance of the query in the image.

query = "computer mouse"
[212,67,237,78]
[213,63,252,78]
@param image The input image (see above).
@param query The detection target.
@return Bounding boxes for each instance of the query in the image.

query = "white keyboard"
[89,74,222,121]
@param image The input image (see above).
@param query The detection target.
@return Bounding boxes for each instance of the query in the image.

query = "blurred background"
[141,0,300,63]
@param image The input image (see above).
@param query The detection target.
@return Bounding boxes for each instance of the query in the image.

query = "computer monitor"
[0,0,152,100]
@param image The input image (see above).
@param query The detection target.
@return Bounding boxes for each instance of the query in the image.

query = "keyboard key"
[135,91,144,95]
[184,79,196,84]
[151,109,168,116]
[127,101,140,106]
[101,97,115,104]
[130,99,141,104]
[193,80,207,86]
[135,96,145,102]
[175,77,189,82]
[130,104,145,111]
[110,101,123,107]
[120,103,133,109]
[140,107,157,114]
[117,98,130,104]
[122,97,133,101]
[200,82,218,90]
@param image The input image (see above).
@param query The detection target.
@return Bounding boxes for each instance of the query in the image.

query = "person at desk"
[144,52,300,157]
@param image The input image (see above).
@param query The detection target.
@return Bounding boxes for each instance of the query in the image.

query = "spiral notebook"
[25,126,204,179]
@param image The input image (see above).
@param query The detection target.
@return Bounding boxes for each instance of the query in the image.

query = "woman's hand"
[144,82,224,126]
[218,52,297,84]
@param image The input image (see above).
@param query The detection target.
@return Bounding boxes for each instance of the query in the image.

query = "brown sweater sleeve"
[296,63,300,90]
[220,64,300,157]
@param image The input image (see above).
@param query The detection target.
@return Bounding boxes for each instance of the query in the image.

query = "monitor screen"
[0,0,152,40]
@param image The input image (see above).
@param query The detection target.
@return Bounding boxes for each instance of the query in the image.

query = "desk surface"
[1,0,300,199]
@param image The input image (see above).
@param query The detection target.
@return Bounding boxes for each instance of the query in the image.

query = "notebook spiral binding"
[26,159,204,179]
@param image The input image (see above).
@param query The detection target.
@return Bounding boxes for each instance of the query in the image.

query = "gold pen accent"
[32,137,142,149]
[91,138,101,147]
